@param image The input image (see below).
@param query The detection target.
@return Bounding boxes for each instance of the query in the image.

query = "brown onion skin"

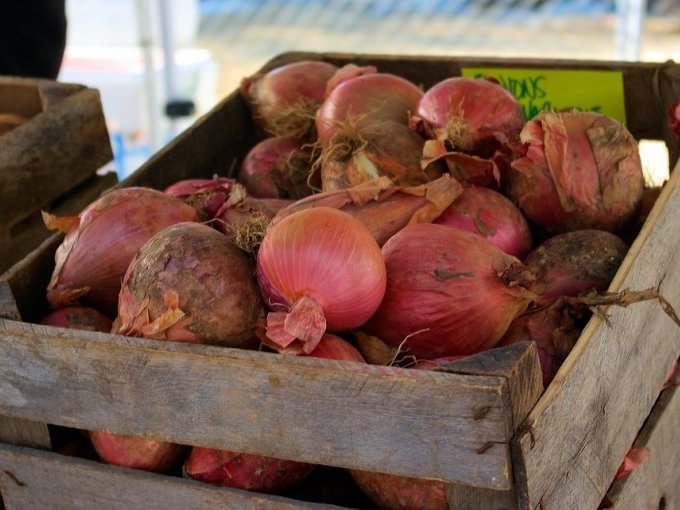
[40,306,112,332]
[47,187,198,316]
[524,229,628,306]
[364,223,534,359]
[506,110,644,234]
[434,186,532,259]
[115,222,263,347]
[89,431,187,474]
[164,177,235,220]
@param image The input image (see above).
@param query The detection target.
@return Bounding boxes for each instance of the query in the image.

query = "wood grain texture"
[513,159,680,509]
[0,319,517,489]
[0,417,50,450]
[604,383,680,510]
[447,483,517,510]
[0,443,337,510]
[0,87,113,230]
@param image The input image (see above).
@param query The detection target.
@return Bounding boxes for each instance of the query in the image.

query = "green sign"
[460,67,626,123]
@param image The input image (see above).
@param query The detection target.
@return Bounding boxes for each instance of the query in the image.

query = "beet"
[114,222,263,347]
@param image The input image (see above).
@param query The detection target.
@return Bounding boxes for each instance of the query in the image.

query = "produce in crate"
[45,187,198,316]
[257,207,386,353]
[433,185,532,259]
[40,306,112,332]
[364,223,535,359]
[184,334,363,492]
[89,431,187,474]
[270,174,463,246]
[114,222,263,347]
[412,76,525,188]
[241,60,339,140]
[506,110,644,233]
[239,136,316,199]
[164,176,235,220]
[0,112,28,136]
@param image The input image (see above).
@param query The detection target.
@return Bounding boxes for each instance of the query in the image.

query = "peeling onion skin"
[46,187,198,316]
[364,223,535,359]
[114,222,263,347]
[506,110,644,234]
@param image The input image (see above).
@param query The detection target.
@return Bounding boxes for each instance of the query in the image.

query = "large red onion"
[164,176,234,220]
[40,306,112,332]
[434,185,532,259]
[257,207,386,354]
[239,136,315,199]
[271,174,463,246]
[523,229,628,306]
[45,188,198,316]
[350,469,447,510]
[506,110,644,233]
[364,223,535,359]
[241,60,338,139]
[114,222,263,347]
[89,431,187,474]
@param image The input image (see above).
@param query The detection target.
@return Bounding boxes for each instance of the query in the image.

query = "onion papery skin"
[40,306,112,332]
[184,447,315,493]
[414,76,524,155]
[89,431,187,474]
[434,186,532,259]
[46,187,198,316]
[506,110,644,233]
[364,223,535,359]
[239,137,314,199]
[349,469,448,510]
[114,222,263,347]
[523,229,628,306]
[241,60,338,139]
[164,177,235,220]
[272,174,463,246]
[215,195,291,237]
[316,73,423,144]
[256,207,386,353]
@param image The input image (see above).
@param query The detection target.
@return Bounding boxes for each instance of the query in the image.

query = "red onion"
[523,229,628,306]
[164,177,234,220]
[613,447,649,482]
[506,110,644,233]
[272,174,463,246]
[434,186,532,259]
[256,207,386,354]
[239,137,315,199]
[241,60,338,139]
[350,468,447,510]
[89,431,187,474]
[324,63,377,96]
[670,101,680,143]
[114,222,263,347]
[364,223,535,359]
[40,306,112,332]
[45,187,198,316]
[0,112,28,136]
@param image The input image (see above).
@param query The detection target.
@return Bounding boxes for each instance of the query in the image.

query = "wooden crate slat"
[0,319,534,489]
[0,443,335,510]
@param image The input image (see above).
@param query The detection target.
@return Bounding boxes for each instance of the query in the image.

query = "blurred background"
[58,0,680,179]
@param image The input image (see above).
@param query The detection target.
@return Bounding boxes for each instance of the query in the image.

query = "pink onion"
[164,177,234,220]
[239,137,315,199]
[434,185,532,258]
[89,431,187,474]
[40,306,112,332]
[241,60,338,139]
[114,222,263,347]
[256,207,386,354]
[670,101,680,143]
[350,469,446,510]
[523,229,628,306]
[506,110,644,233]
[364,224,535,359]
[45,187,198,316]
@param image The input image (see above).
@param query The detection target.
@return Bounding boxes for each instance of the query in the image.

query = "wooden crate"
[1,52,680,509]
[0,76,115,274]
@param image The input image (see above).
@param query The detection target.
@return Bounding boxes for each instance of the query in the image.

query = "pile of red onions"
[434,185,532,259]
[364,223,535,359]
[45,187,198,316]
[164,176,234,220]
[257,207,386,353]
[506,110,644,233]
[114,222,262,347]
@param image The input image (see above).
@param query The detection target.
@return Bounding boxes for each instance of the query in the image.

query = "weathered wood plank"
[0,319,516,489]
[0,417,50,450]
[0,87,113,231]
[0,443,337,510]
[604,382,680,510]
[513,159,680,509]
[447,483,518,510]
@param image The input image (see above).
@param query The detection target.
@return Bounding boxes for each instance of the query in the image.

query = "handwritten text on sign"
[460,67,626,123]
